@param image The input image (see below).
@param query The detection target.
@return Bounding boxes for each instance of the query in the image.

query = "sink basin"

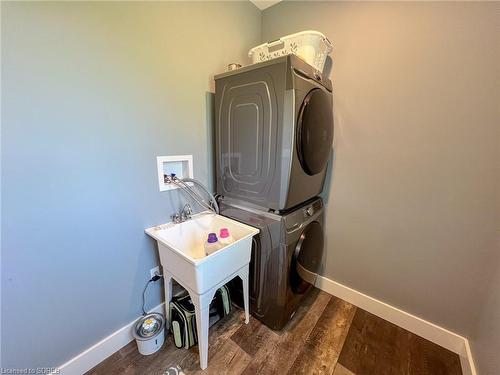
[145,212,259,294]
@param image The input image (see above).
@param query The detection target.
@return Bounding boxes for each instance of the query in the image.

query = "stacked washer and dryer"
[214,54,334,330]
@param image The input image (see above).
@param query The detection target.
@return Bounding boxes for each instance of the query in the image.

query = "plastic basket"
[248,30,333,72]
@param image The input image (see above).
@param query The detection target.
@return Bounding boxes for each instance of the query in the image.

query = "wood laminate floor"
[87,289,462,375]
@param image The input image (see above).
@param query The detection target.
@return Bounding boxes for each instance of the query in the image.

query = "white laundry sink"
[146,211,258,369]
[145,212,259,295]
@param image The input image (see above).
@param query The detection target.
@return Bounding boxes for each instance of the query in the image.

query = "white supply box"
[248,30,333,72]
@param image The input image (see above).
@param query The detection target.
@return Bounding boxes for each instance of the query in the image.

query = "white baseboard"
[315,275,477,375]
[461,339,477,375]
[56,303,165,375]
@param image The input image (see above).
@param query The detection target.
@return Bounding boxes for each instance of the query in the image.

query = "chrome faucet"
[171,203,193,224]
[181,203,193,221]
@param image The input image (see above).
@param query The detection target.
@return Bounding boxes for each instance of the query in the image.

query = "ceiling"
[249,0,282,11]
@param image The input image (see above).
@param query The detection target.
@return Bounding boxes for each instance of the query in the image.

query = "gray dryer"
[215,55,334,211]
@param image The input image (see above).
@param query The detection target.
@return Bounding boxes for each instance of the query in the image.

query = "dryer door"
[290,221,324,294]
[296,88,333,175]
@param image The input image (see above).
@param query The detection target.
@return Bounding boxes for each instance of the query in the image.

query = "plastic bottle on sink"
[219,228,234,247]
[204,233,221,256]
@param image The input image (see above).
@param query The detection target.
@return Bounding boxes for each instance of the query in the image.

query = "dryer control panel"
[284,198,323,231]
[301,199,323,219]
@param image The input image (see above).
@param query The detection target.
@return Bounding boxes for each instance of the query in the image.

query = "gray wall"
[263,0,499,344]
[473,256,500,375]
[1,1,260,368]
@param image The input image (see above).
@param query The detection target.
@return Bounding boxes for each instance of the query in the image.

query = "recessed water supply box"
[156,155,193,191]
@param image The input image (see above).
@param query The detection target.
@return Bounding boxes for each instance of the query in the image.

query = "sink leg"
[191,292,211,370]
[163,271,173,325]
[239,265,250,324]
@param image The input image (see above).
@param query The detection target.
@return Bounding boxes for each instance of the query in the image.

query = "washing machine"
[220,197,325,330]
[214,55,334,212]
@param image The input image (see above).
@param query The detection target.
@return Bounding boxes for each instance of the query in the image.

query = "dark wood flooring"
[87,289,462,375]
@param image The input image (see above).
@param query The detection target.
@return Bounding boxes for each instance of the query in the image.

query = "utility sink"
[146,211,258,369]
[145,212,259,295]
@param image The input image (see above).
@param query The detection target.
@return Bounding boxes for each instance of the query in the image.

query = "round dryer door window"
[297,88,334,175]
[290,221,324,294]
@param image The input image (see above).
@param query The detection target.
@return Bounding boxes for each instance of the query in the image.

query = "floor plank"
[337,309,462,375]
[191,339,251,375]
[408,333,463,375]
[230,314,274,356]
[240,289,332,375]
[287,297,356,375]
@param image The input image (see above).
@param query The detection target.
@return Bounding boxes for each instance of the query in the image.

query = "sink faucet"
[171,203,193,224]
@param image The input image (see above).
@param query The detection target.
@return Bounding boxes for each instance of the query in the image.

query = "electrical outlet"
[150,266,160,279]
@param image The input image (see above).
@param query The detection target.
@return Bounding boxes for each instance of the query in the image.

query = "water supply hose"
[178,177,220,214]
[165,175,219,214]
[170,178,214,213]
